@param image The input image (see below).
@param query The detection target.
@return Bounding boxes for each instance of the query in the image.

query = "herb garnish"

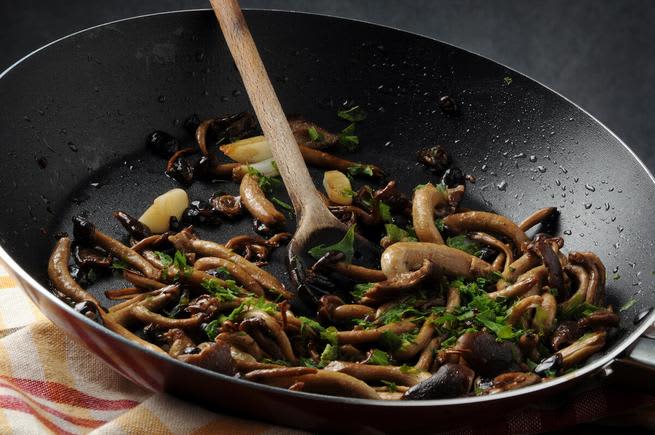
[337,105,367,122]
[308,225,356,263]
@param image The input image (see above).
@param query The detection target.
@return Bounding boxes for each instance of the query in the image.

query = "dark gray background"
[2,1,654,171]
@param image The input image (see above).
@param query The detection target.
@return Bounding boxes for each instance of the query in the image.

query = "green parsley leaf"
[319,343,338,366]
[203,319,220,341]
[111,259,129,271]
[399,364,419,374]
[308,224,356,263]
[620,298,637,312]
[320,326,339,346]
[154,251,173,267]
[201,278,241,301]
[307,126,323,142]
[351,282,374,300]
[503,76,513,86]
[381,380,398,392]
[612,273,621,280]
[246,166,282,193]
[435,218,445,232]
[299,316,324,336]
[368,349,390,366]
[261,358,290,366]
[446,235,480,256]
[271,196,293,212]
[300,357,319,368]
[384,224,417,244]
[337,105,367,122]
[440,336,457,349]
[379,330,402,351]
[378,201,393,223]
[347,164,375,178]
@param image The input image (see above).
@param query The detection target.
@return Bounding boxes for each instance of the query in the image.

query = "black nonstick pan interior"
[0,9,654,389]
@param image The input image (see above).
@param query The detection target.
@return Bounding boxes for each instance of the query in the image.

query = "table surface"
[2,1,654,173]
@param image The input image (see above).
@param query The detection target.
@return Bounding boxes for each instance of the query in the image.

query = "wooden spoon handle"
[211,0,330,220]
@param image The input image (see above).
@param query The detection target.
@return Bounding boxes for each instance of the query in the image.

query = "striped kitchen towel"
[0,267,652,434]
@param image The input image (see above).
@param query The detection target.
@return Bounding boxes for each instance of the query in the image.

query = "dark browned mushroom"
[578,310,620,330]
[210,193,243,219]
[163,328,196,357]
[299,145,383,178]
[529,235,565,294]
[518,207,558,232]
[484,372,541,394]
[402,363,474,400]
[373,181,412,217]
[288,117,339,148]
[551,321,582,351]
[456,332,520,377]
[569,252,607,305]
[177,341,237,375]
[239,310,297,363]
[217,331,266,360]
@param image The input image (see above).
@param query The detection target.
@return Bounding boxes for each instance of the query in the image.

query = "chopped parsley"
[203,319,220,341]
[111,259,129,271]
[308,224,356,263]
[320,326,339,346]
[337,105,367,122]
[338,124,360,152]
[319,343,338,366]
[435,218,445,232]
[619,298,637,312]
[379,330,402,351]
[307,126,323,142]
[271,196,293,212]
[347,164,375,178]
[446,235,480,256]
[201,278,242,301]
[503,76,513,86]
[368,349,391,366]
[154,251,173,267]
[351,282,375,300]
[384,224,416,244]
[247,166,282,194]
[381,380,398,392]
[378,201,393,223]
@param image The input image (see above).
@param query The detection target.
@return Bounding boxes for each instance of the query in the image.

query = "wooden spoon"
[211,0,379,303]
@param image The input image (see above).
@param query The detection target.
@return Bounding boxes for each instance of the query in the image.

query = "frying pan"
[0,9,654,433]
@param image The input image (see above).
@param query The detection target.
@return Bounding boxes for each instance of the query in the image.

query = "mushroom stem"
[48,236,102,306]
[324,361,431,386]
[415,337,440,371]
[507,295,543,326]
[558,331,606,368]
[299,145,383,178]
[336,320,417,345]
[569,252,606,305]
[240,173,286,227]
[442,211,529,251]
[411,183,446,244]
[130,305,203,329]
[487,275,538,299]
[446,286,461,313]
[468,232,514,272]
[168,228,290,299]
[518,207,558,232]
[361,260,439,304]
[380,242,493,279]
[393,316,436,360]
[329,262,386,282]
[123,270,166,290]
[194,257,265,296]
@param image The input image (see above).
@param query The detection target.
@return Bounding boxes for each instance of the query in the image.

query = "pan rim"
[1,8,654,408]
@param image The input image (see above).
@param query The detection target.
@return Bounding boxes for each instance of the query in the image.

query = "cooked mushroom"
[196,112,257,156]
[415,338,441,371]
[163,328,196,357]
[72,215,161,280]
[518,207,558,232]
[165,147,196,185]
[468,232,513,273]
[569,252,607,305]
[446,286,460,312]
[240,173,285,227]
[122,269,166,290]
[130,305,203,329]
[336,320,417,345]
[318,295,374,323]
[578,310,620,330]
[560,264,589,314]
[507,295,543,327]
[380,242,493,279]
[393,316,436,360]
[551,321,582,351]
[529,235,565,294]
[532,292,557,334]
[416,146,450,174]
[442,211,529,251]
[101,311,168,356]
[239,310,297,363]
[324,361,431,387]
[177,341,237,375]
[411,183,446,244]
[496,251,541,290]
[290,370,381,399]
[48,236,103,306]
[373,181,412,217]
[168,227,290,299]
[456,332,520,377]
[288,117,339,149]
[484,372,541,395]
[194,256,264,295]
[210,193,243,219]
[245,366,318,381]
[558,331,606,369]
[224,235,271,265]
[328,262,387,282]
[299,145,383,178]
[217,331,266,360]
[486,275,538,300]
[360,260,439,304]
[402,363,474,400]
[328,205,379,227]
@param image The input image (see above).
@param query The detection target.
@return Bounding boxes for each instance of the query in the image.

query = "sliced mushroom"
[324,361,431,386]
[292,370,381,399]
[578,310,620,330]
[380,242,493,279]
[122,269,166,290]
[532,292,557,334]
[402,363,474,400]
[551,321,582,351]
[210,194,243,219]
[163,328,196,357]
[560,264,589,314]
[245,367,318,381]
[442,211,529,251]
[194,256,264,295]
[48,236,102,306]
[329,262,387,282]
[446,286,461,313]
[240,173,285,227]
[130,305,203,330]
[507,295,543,326]
[529,235,565,294]
[113,210,153,241]
[100,312,168,356]
[411,183,446,244]
[518,207,558,232]
[168,227,290,299]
